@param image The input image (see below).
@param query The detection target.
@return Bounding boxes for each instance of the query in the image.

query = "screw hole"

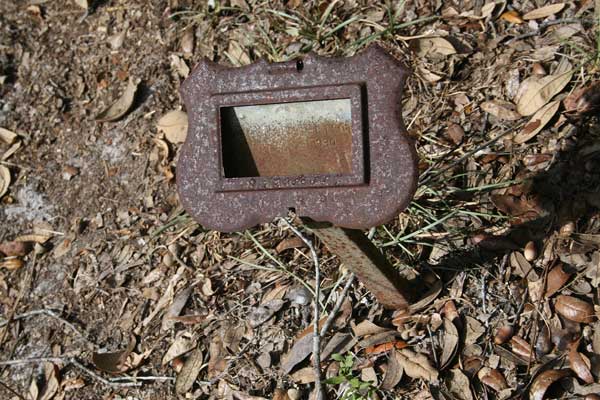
[296,60,304,72]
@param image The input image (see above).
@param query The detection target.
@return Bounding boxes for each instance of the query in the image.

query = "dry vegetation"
[1,0,600,399]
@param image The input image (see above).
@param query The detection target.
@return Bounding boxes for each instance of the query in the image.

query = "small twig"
[0,357,141,388]
[109,376,175,382]
[282,217,324,400]
[0,378,25,400]
[320,273,356,337]
[0,309,92,346]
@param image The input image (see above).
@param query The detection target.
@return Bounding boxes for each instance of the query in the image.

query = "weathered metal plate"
[304,219,414,310]
[178,45,417,232]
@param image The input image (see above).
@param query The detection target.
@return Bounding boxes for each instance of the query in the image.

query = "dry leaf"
[381,350,404,390]
[478,367,508,391]
[162,287,192,331]
[447,369,474,400]
[95,77,139,122]
[291,367,316,384]
[500,10,524,24]
[39,363,59,400]
[516,71,573,116]
[352,320,389,337]
[0,241,32,257]
[157,110,188,144]
[170,54,190,78]
[481,100,522,121]
[0,127,17,144]
[409,280,442,313]
[275,237,305,253]
[281,333,313,374]
[416,37,456,57]
[523,3,565,20]
[364,340,408,355]
[568,346,594,384]
[529,369,570,400]
[73,0,88,9]
[0,165,10,198]
[162,331,196,365]
[555,295,595,323]
[248,299,285,328]
[396,348,439,382]
[176,348,203,394]
[509,251,539,280]
[207,336,227,378]
[510,336,535,362]
[514,100,560,143]
[545,263,572,297]
[439,318,459,369]
[465,316,485,345]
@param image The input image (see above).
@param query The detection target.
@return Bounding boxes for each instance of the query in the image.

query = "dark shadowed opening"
[220,99,353,178]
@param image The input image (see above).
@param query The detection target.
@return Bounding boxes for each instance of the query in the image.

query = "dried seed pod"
[529,369,571,400]
[493,325,514,345]
[555,295,595,324]
[524,241,537,261]
[511,336,535,361]
[545,263,572,298]
[532,62,546,76]
[0,257,24,271]
[568,346,594,384]
[478,367,508,391]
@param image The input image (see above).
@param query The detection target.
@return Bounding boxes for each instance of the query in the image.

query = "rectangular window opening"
[220,99,353,178]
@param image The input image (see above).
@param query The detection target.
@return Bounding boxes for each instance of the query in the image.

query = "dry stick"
[0,378,25,400]
[282,218,324,400]
[0,309,91,345]
[0,357,146,388]
[319,273,356,337]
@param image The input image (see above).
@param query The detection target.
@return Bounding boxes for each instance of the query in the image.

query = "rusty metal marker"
[178,45,418,309]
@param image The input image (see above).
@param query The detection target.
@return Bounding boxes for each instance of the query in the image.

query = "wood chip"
[0,165,10,198]
[0,127,17,144]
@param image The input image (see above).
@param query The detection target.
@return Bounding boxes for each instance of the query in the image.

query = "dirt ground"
[1,0,600,399]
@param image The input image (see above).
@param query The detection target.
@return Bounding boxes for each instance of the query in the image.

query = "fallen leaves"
[514,100,560,144]
[523,3,565,20]
[248,299,285,328]
[95,77,139,122]
[516,70,573,116]
[395,348,438,383]
[0,257,24,271]
[481,100,521,121]
[555,295,595,323]
[416,37,457,57]
[156,110,188,144]
[175,348,204,394]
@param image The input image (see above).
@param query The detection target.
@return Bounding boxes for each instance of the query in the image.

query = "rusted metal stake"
[302,219,414,310]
